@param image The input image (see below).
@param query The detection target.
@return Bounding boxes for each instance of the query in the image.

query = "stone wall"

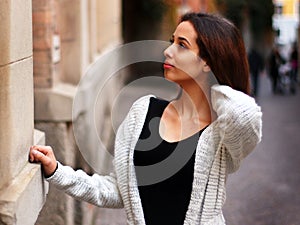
[1,0,123,223]
[32,0,123,224]
[0,0,47,224]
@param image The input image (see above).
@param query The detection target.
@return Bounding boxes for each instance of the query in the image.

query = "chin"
[164,72,175,82]
[164,71,189,84]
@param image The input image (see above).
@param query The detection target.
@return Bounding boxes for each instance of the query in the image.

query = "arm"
[29,146,123,208]
[211,85,262,173]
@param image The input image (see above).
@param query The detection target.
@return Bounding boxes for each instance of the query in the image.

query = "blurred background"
[0,0,299,225]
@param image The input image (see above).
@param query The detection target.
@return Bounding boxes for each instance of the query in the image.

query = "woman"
[29,13,262,225]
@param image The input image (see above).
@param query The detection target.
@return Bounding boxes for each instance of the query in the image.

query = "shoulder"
[131,94,154,107]
[127,95,155,117]
[211,84,249,99]
[211,84,262,127]
[116,94,154,134]
[211,84,257,108]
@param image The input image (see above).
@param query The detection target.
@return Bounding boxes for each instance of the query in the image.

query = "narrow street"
[223,74,300,225]
[95,74,300,225]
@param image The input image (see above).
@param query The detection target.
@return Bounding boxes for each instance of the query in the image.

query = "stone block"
[34,83,76,121]
[0,163,48,225]
[34,122,77,225]
[0,58,34,190]
[0,129,47,225]
[0,0,32,66]
[35,187,74,225]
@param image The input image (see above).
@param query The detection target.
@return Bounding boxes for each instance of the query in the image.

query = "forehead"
[173,21,197,40]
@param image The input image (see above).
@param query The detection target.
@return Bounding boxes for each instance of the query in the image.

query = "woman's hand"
[29,145,58,177]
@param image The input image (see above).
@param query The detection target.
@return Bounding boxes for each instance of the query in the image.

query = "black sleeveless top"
[134,97,206,225]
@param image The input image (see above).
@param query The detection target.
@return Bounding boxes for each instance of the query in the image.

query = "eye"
[169,37,188,49]
[179,41,187,49]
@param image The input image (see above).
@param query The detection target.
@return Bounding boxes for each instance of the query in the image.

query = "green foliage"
[140,0,166,21]
[246,0,274,37]
[122,0,167,42]
[215,0,274,37]
[215,0,247,29]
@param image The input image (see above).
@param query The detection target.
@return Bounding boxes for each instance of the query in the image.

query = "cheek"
[164,64,200,82]
[176,55,202,78]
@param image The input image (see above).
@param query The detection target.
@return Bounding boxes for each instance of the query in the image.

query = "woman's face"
[163,21,209,84]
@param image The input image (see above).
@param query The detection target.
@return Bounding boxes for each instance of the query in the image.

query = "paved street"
[223,75,300,225]
[95,74,300,225]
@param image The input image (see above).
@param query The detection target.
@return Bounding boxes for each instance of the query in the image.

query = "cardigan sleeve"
[211,84,262,173]
[45,96,153,209]
[46,161,123,208]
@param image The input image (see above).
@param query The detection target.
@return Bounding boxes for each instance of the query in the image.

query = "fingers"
[29,146,45,163]
[30,145,52,155]
[29,145,58,177]
[30,149,47,163]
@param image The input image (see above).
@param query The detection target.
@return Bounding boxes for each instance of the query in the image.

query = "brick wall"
[32,0,58,88]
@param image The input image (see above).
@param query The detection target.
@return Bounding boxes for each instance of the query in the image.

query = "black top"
[134,97,205,225]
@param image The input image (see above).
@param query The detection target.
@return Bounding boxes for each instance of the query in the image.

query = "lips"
[163,62,174,69]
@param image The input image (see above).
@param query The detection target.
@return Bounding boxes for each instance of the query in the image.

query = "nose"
[164,44,174,59]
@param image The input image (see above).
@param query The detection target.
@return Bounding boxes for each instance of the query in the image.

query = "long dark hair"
[180,13,250,95]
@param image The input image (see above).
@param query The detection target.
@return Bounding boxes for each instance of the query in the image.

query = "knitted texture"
[47,84,262,225]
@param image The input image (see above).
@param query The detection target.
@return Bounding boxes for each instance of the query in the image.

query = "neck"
[172,79,214,124]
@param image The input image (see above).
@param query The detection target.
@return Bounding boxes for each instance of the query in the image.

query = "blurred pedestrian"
[268,46,284,94]
[29,13,262,225]
[248,48,264,97]
[289,43,298,94]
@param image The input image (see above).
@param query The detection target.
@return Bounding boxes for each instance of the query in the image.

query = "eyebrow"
[172,34,192,46]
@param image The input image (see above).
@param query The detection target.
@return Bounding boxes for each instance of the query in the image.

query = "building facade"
[0,0,47,224]
[0,0,122,224]
[273,0,299,45]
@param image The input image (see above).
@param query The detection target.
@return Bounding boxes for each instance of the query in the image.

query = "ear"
[203,62,211,73]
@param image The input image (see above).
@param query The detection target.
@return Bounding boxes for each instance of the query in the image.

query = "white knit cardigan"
[47,84,262,225]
